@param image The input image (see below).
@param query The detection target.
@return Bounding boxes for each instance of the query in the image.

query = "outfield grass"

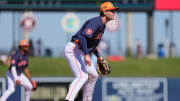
[0,57,180,77]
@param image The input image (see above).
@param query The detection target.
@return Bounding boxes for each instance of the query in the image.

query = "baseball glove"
[97,58,111,75]
[31,80,37,91]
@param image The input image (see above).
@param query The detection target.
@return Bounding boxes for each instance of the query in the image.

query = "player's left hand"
[31,80,37,91]
[97,58,111,75]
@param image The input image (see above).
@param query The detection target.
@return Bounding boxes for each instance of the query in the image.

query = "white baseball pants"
[0,71,33,101]
[64,42,98,101]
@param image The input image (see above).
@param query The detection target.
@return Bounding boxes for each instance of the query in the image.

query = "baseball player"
[0,40,36,101]
[64,1,118,101]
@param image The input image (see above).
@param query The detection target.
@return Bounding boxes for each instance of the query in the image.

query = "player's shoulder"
[88,16,101,23]
[86,16,102,26]
[12,50,21,58]
[89,16,100,20]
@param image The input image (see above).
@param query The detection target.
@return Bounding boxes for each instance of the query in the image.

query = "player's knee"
[94,73,99,78]
[88,75,98,81]
[83,73,88,80]
[74,73,88,83]
[90,72,99,78]
[28,84,33,91]
[25,83,33,91]
[79,73,88,82]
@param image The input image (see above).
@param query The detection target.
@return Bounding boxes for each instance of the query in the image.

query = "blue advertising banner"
[1,77,180,101]
[102,78,168,101]
[168,78,180,101]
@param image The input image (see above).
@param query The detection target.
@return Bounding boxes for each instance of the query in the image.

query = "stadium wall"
[0,77,180,101]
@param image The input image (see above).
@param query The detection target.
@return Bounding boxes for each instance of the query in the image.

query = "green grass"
[109,58,180,77]
[0,57,180,77]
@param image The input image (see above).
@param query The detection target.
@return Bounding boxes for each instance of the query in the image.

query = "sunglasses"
[107,10,115,13]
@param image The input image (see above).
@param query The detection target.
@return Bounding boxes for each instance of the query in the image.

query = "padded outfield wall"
[0,77,180,101]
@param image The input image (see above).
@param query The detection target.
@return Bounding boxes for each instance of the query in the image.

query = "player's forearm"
[26,73,32,81]
[93,48,101,58]
[11,66,18,80]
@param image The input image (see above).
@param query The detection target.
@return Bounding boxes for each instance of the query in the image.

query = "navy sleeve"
[93,48,100,58]
[10,54,18,67]
[79,35,89,55]
[81,21,99,38]
[78,20,99,55]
